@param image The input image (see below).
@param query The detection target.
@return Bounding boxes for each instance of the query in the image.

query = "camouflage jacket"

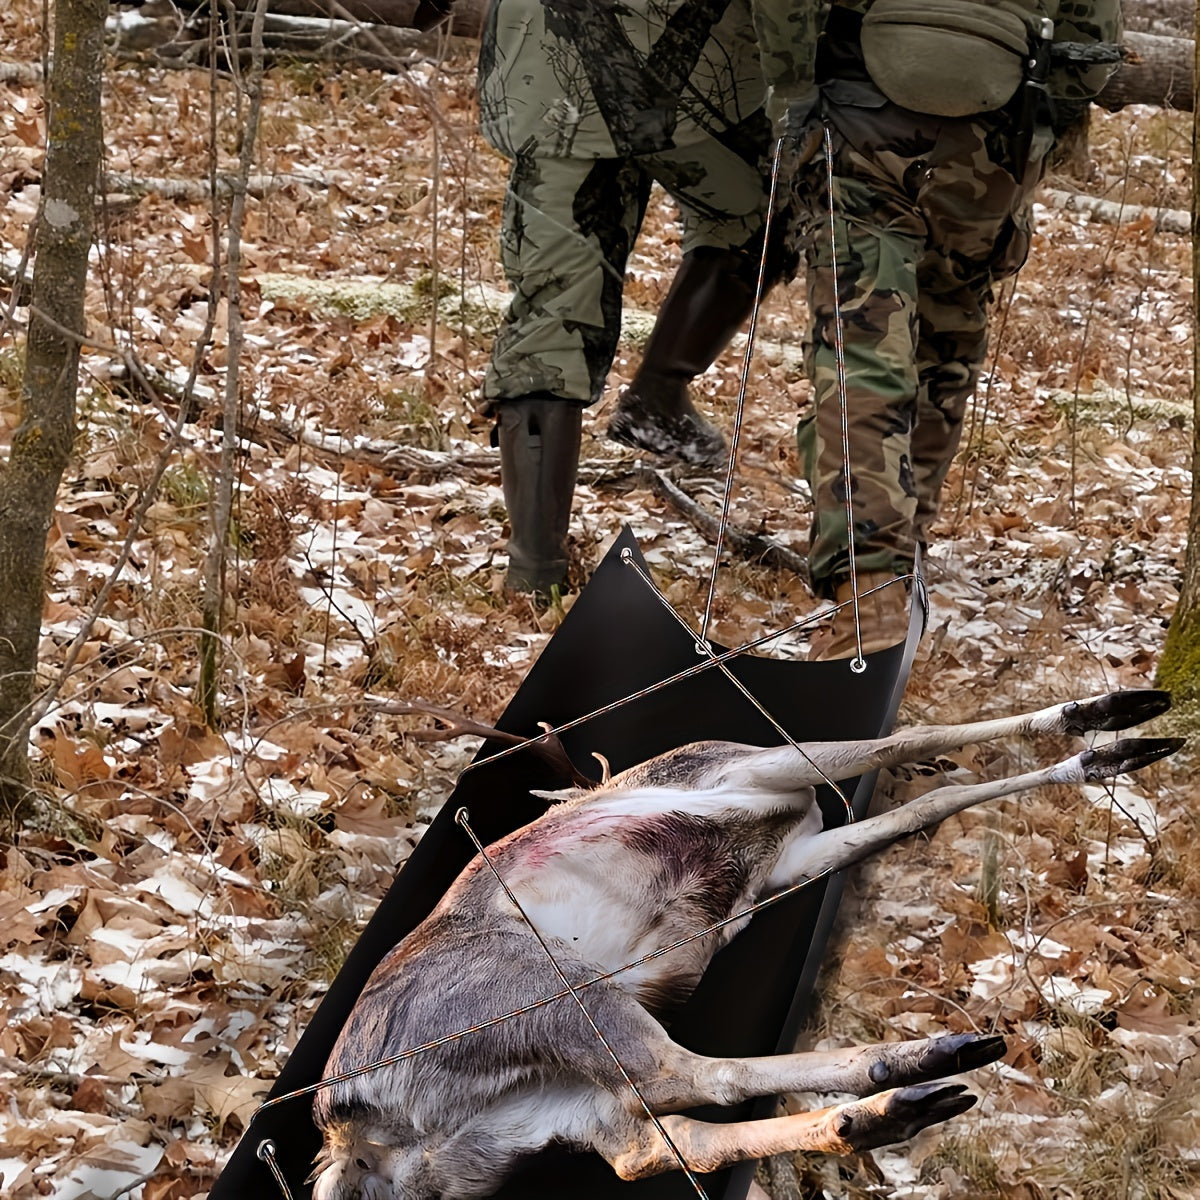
[750,0,1123,117]
[478,0,767,159]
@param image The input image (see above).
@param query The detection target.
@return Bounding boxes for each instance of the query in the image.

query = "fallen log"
[134,0,1191,44]
[1040,186,1191,235]
[1100,29,1194,110]
[108,7,459,71]
[104,169,356,200]
[101,4,1198,112]
[232,0,487,36]
[631,468,810,579]
[0,61,43,85]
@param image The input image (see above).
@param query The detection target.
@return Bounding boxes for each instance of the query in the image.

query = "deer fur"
[311,689,1179,1199]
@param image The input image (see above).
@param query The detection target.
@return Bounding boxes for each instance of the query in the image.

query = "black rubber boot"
[496,397,583,597]
[607,247,759,469]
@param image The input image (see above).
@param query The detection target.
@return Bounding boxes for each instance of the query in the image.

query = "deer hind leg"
[776,736,1183,885]
[718,689,1172,792]
[604,1082,977,1180]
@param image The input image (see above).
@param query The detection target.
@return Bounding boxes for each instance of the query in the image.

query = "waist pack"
[860,0,1045,118]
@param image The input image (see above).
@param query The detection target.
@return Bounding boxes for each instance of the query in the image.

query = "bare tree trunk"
[0,0,106,826]
[1156,9,1200,719]
[197,0,270,728]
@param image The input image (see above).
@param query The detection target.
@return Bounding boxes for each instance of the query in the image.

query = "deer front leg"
[775,737,1182,884]
[713,1032,1005,1102]
[718,689,1172,791]
[607,1082,976,1179]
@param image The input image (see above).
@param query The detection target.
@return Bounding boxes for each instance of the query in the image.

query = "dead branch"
[106,357,498,478]
[362,695,517,742]
[108,8,466,71]
[116,0,488,35]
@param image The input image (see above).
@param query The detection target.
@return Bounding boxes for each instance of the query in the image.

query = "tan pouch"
[860,0,1032,118]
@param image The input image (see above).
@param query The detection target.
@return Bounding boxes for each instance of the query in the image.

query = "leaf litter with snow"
[0,23,1198,1198]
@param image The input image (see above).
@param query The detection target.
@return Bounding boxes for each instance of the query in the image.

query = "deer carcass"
[311,689,1179,1198]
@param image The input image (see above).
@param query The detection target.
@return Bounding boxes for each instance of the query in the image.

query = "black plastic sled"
[211,527,924,1199]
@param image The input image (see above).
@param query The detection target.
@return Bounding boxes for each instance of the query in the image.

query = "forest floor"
[1,8,1199,1199]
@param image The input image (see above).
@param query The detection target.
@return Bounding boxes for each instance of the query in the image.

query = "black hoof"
[836,1082,977,1149]
[1080,737,1185,780]
[1062,689,1172,735]
[921,1032,1007,1077]
[894,1081,978,1127]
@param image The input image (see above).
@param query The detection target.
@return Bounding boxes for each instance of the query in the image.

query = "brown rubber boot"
[496,397,583,597]
[606,247,758,469]
[808,571,910,661]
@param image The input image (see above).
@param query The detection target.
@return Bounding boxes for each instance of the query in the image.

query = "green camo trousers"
[797,98,1039,597]
[483,114,784,410]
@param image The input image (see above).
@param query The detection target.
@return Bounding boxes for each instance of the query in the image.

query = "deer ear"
[529,787,592,804]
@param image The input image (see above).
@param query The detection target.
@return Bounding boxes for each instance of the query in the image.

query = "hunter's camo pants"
[796,98,1041,597]
[482,113,784,410]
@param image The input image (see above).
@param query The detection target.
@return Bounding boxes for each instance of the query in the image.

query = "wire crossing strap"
[822,122,867,674]
[246,846,846,1123]
[701,133,788,646]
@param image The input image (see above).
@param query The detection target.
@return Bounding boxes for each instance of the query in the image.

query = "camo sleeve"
[1052,0,1124,101]
[749,0,823,120]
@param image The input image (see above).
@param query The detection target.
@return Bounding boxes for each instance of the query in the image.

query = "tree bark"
[0,0,106,825]
[1155,10,1200,719]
